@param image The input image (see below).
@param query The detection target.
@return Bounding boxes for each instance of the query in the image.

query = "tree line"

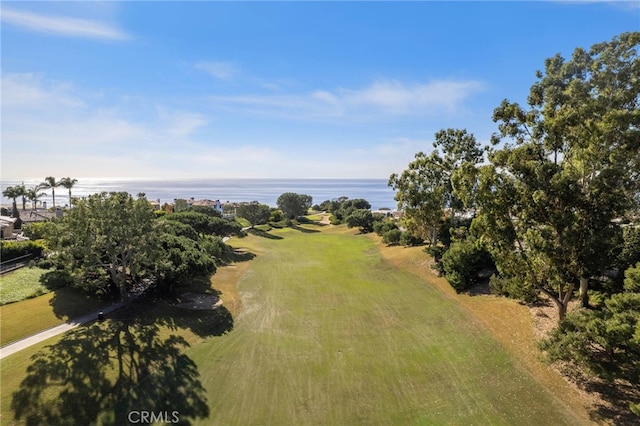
[389,32,640,416]
[2,177,79,215]
[32,192,243,300]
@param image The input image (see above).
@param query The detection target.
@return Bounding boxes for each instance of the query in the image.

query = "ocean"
[1,178,398,210]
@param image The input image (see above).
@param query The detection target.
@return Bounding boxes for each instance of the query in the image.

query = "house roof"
[0,215,17,224]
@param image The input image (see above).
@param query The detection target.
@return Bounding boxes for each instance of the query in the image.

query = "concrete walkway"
[0,301,127,360]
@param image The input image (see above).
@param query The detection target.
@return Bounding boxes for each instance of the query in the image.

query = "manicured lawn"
[0,286,108,346]
[0,267,49,305]
[190,226,587,425]
[0,225,590,424]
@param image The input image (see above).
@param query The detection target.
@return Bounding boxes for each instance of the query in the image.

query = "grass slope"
[191,226,585,425]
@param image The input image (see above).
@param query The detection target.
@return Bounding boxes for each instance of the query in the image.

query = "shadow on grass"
[47,286,109,321]
[290,224,320,234]
[11,312,211,425]
[247,228,284,240]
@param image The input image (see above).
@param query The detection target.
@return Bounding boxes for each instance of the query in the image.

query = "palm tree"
[59,177,78,208]
[16,183,27,211]
[26,186,46,211]
[2,186,21,217]
[42,176,59,209]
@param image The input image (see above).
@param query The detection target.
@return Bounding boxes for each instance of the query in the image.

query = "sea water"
[1,178,398,210]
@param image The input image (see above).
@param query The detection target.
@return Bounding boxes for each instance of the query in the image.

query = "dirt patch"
[174,292,223,310]
[319,214,331,225]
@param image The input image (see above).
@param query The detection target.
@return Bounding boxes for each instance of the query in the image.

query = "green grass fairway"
[190,226,584,425]
[0,225,587,425]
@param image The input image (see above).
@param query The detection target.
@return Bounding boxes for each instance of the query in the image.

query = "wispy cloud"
[330,79,485,115]
[1,73,85,109]
[1,8,129,40]
[207,78,484,121]
[157,108,210,138]
[195,61,240,80]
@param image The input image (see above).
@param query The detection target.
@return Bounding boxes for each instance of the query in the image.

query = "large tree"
[389,128,484,245]
[49,192,158,300]
[276,192,312,220]
[473,32,640,318]
[236,203,271,228]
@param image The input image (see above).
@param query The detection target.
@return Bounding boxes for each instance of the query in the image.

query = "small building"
[190,199,224,215]
[0,216,17,239]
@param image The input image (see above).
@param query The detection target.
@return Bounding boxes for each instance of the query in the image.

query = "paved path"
[0,301,127,360]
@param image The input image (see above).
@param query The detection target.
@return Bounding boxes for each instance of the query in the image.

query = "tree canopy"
[389,128,484,245]
[470,32,640,317]
[276,192,312,219]
[48,192,225,300]
[236,203,271,227]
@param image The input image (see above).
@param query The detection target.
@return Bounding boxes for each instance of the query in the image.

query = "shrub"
[0,240,46,261]
[425,245,445,261]
[382,229,402,245]
[22,222,54,240]
[345,209,374,233]
[373,220,398,237]
[489,274,538,303]
[400,231,423,247]
[441,239,492,293]
[269,209,284,222]
[40,270,74,290]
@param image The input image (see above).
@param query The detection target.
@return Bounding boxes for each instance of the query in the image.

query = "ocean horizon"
[1,178,399,210]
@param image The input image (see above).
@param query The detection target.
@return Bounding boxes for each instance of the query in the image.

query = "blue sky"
[1,1,638,180]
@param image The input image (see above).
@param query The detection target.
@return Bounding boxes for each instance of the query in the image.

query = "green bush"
[1,240,46,261]
[489,274,538,303]
[269,209,284,222]
[373,220,398,237]
[21,222,53,240]
[40,270,74,289]
[425,245,445,261]
[382,229,402,245]
[400,231,423,247]
[441,239,492,293]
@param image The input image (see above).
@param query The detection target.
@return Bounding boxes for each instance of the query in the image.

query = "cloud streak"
[207,79,485,122]
[1,8,129,40]
[195,61,239,80]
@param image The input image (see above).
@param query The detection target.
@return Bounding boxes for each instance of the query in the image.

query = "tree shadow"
[47,286,111,321]
[110,296,234,339]
[222,248,257,263]
[290,223,320,234]
[246,228,284,240]
[563,370,640,424]
[160,304,234,338]
[12,314,210,425]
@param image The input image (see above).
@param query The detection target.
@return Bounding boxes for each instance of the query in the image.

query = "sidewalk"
[0,300,127,360]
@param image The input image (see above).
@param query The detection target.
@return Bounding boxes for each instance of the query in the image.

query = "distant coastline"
[1,178,398,210]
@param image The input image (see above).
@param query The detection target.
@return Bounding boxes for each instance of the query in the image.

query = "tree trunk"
[539,282,574,322]
[579,276,590,308]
